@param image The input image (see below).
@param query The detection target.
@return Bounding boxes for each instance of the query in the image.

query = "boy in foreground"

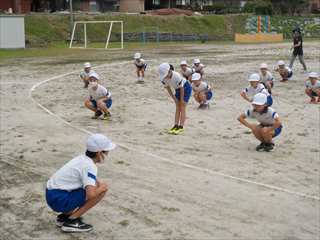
[46,134,116,232]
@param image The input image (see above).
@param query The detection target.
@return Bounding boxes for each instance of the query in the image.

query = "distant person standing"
[289,27,307,71]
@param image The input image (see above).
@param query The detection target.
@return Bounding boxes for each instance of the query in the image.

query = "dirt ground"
[0,42,319,240]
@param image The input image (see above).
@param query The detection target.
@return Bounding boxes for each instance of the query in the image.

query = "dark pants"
[289,54,307,70]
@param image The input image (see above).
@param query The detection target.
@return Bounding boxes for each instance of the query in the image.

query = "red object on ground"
[147,8,193,16]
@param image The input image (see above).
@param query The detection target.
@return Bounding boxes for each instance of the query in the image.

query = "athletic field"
[0,41,319,239]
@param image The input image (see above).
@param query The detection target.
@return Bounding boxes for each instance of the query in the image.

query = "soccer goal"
[69,21,124,49]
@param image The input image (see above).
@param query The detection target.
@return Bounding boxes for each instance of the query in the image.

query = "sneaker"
[91,110,102,119]
[61,218,93,233]
[56,214,69,227]
[198,104,204,109]
[203,103,209,109]
[264,143,275,152]
[255,142,266,152]
[102,112,111,120]
[168,126,178,134]
[173,126,184,135]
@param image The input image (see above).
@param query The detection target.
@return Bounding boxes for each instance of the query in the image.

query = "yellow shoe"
[168,126,178,134]
[172,127,184,135]
[102,112,111,120]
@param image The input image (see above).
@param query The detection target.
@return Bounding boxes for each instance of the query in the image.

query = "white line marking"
[29,61,320,201]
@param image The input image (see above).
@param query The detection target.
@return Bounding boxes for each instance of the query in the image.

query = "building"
[1,0,319,13]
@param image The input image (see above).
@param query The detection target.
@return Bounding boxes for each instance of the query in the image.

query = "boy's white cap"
[89,72,100,80]
[252,93,267,105]
[86,134,116,152]
[277,60,285,66]
[159,63,171,81]
[248,73,260,82]
[193,59,201,64]
[180,60,188,65]
[84,62,91,68]
[260,63,268,69]
[192,73,201,81]
[309,72,319,78]
[134,52,141,59]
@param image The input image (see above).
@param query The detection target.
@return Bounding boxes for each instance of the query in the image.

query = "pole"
[69,0,74,37]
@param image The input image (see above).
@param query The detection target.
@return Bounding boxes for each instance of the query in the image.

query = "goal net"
[69,21,124,49]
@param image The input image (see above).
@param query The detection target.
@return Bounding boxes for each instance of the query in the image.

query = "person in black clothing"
[289,27,307,71]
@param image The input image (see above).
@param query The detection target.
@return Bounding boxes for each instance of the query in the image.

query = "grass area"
[23,13,320,48]
[24,14,247,46]
[0,41,211,60]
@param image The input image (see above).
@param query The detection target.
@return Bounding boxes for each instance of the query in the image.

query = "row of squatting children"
[46,134,116,232]
[84,72,113,120]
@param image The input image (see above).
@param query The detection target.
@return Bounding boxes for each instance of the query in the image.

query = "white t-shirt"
[277,66,292,74]
[245,107,279,126]
[80,70,95,79]
[47,155,97,191]
[243,83,270,98]
[192,81,210,93]
[134,59,145,67]
[162,71,186,90]
[259,71,274,84]
[181,67,193,79]
[192,64,205,74]
[89,84,111,101]
[305,80,320,91]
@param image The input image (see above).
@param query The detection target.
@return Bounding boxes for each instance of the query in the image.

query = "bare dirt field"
[0,42,319,240]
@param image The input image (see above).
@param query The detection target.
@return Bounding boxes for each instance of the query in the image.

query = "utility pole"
[68,0,74,36]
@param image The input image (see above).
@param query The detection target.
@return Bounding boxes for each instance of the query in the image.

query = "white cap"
[159,63,171,81]
[248,73,260,82]
[89,72,100,80]
[84,62,91,68]
[86,134,116,152]
[180,60,188,66]
[252,93,267,105]
[309,72,319,78]
[134,52,141,59]
[278,60,285,66]
[193,59,201,64]
[192,73,201,81]
[260,63,268,69]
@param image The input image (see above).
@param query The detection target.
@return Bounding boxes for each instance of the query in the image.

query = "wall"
[119,0,144,12]
[0,15,25,48]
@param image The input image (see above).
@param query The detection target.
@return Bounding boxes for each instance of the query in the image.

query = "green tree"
[243,0,273,15]
[270,0,308,16]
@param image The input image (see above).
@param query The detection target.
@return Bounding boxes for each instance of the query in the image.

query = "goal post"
[69,20,124,49]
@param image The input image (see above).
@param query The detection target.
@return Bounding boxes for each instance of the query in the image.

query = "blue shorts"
[312,91,318,97]
[136,64,147,71]
[206,90,213,100]
[267,95,273,106]
[288,71,293,78]
[175,81,192,103]
[46,188,86,213]
[91,99,112,109]
[273,126,282,138]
